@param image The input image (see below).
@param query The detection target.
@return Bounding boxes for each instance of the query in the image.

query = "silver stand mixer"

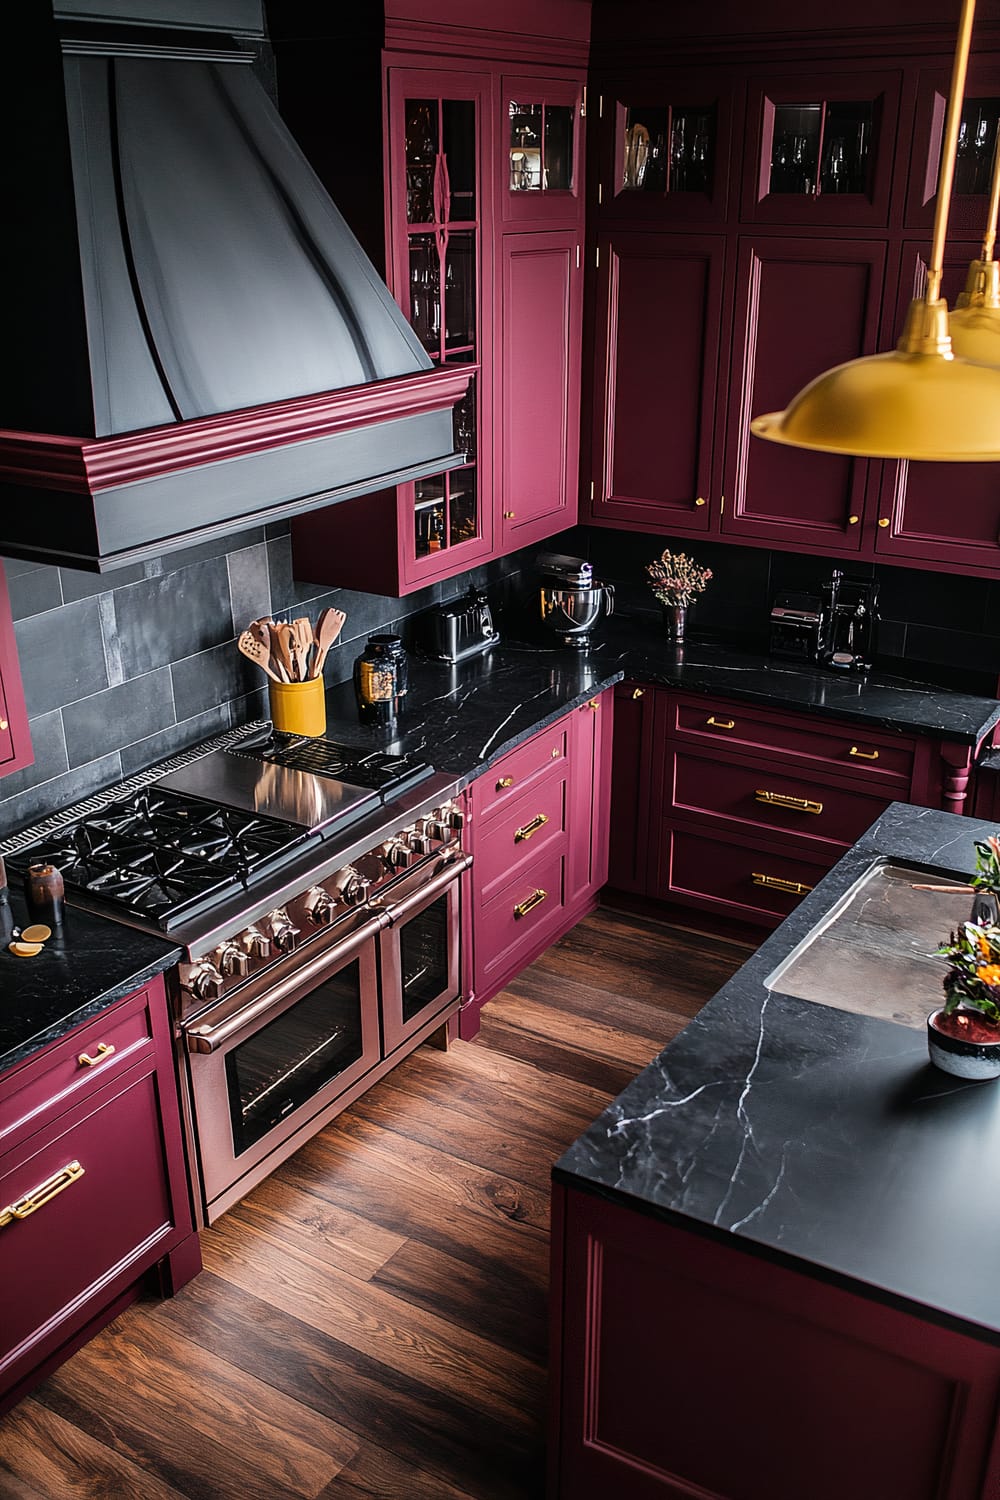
[537,553,615,649]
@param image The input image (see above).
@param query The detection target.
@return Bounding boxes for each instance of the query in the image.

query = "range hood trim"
[0,365,476,495]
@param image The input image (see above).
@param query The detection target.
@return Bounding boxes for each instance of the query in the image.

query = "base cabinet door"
[551,1185,1000,1500]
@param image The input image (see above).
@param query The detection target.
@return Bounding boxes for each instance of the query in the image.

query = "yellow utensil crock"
[268,677,326,737]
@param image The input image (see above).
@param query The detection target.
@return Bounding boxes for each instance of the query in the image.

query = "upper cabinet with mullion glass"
[743,69,902,227]
[905,60,1000,234]
[502,74,584,227]
[594,69,737,225]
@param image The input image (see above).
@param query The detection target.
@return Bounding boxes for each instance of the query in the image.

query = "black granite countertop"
[318,614,1000,775]
[0,888,181,1076]
[555,800,1000,1343]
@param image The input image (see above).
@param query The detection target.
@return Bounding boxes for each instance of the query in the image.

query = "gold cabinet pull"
[0,719,7,731]
[878,517,890,528]
[752,872,813,897]
[755,789,823,815]
[587,698,600,710]
[496,776,514,790]
[78,1041,115,1068]
[706,716,735,730]
[551,747,560,758]
[513,888,548,919]
[848,514,860,525]
[694,496,707,507]
[514,813,549,843]
[0,1161,85,1228]
[503,510,516,518]
[849,745,879,761]
[631,688,645,699]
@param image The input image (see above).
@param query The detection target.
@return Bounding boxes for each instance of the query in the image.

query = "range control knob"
[184,961,225,1003]
[424,811,453,843]
[268,907,300,953]
[383,837,415,870]
[406,830,432,856]
[331,866,370,906]
[303,886,336,926]
[443,804,466,831]
[215,941,250,979]
[242,926,272,960]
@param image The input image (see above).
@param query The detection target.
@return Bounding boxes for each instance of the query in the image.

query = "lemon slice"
[21,924,52,943]
[9,941,43,958]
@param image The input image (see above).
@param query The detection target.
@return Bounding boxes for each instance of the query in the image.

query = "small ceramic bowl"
[927,1009,1000,1080]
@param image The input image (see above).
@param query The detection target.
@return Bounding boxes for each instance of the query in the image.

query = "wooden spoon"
[310,607,347,678]
[291,617,314,681]
[237,629,281,682]
[248,618,287,682]
[268,621,296,683]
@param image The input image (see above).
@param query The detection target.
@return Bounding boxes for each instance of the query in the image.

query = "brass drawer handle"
[755,789,823,815]
[78,1041,116,1068]
[551,748,560,759]
[631,688,645,699]
[513,888,548,919]
[706,716,735,730]
[587,699,599,710]
[849,745,879,761]
[0,1161,85,1228]
[496,776,514,790]
[514,813,549,843]
[752,872,813,897]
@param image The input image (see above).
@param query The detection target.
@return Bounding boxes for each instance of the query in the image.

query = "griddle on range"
[234,731,432,797]
[9,786,317,928]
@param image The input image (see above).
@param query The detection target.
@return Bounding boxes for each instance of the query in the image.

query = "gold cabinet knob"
[631,688,645,699]
[496,776,514,790]
[694,497,707,507]
[878,518,890,528]
[0,719,7,731]
[848,515,859,525]
[587,698,599,710]
[503,511,516,519]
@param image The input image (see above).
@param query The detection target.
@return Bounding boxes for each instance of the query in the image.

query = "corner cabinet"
[0,563,32,779]
[291,22,587,597]
[0,973,199,1413]
[460,690,612,1039]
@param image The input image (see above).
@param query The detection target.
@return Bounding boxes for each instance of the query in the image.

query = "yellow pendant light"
[948,127,1000,363]
[751,0,1000,462]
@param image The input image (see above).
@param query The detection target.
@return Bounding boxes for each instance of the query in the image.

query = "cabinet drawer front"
[0,989,156,1156]
[669,750,888,849]
[0,1066,177,1388]
[475,774,567,903]
[671,695,915,790]
[474,850,566,994]
[657,823,833,926]
[474,721,570,819]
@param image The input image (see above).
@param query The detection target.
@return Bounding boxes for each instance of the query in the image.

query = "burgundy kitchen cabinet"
[0,974,198,1413]
[0,562,32,780]
[291,6,588,597]
[461,690,613,1037]
[904,56,1000,237]
[499,229,583,550]
[549,1183,1000,1500]
[605,684,980,931]
[720,236,888,554]
[588,232,726,535]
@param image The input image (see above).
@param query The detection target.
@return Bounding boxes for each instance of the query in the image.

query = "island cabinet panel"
[0,973,198,1413]
[462,691,613,1036]
[588,232,725,535]
[550,1184,1000,1500]
[0,562,32,779]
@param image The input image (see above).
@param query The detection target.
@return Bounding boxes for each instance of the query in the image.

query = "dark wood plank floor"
[0,907,752,1500]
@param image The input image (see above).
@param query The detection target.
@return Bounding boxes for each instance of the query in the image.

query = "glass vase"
[661,603,688,641]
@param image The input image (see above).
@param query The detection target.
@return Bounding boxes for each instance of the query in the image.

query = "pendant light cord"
[928,0,977,302]
[982,127,1000,261]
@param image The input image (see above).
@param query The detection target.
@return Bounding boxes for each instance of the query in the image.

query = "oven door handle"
[185,911,389,1055]
[381,851,473,927]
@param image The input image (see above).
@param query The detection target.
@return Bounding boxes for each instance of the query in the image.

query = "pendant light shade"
[948,131,1000,363]
[752,0,1000,462]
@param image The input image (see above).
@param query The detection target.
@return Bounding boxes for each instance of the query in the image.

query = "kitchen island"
[549,800,1000,1500]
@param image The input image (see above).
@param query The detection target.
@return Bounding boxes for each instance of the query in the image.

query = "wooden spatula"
[248,618,287,682]
[237,629,281,681]
[291,617,314,681]
[310,607,347,678]
[268,621,296,683]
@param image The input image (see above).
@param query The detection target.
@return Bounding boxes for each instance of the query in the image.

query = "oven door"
[183,913,384,1218]
[379,851,472,1055]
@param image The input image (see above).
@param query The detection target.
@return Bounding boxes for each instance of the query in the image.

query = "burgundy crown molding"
[0,366,475,496]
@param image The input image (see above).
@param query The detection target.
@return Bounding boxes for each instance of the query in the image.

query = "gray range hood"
[0,1,471,572]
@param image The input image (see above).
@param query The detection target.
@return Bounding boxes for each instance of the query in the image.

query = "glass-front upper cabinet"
[743,70,901,226]
[905,62,1000,234]
[501,74,583,225]
[595,69,736,224]
[387,70,493,579]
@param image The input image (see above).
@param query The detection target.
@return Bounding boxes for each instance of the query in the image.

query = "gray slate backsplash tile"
[0,712,67,816]
[1,751,123,838]
[62,668,175,769]
[60,560,146,602]
[119,704,233,777]
[171,639,261,722]
[8,564,63,621]
[114,556,235,676]
[227,542,272,637]
[14,596,109,717]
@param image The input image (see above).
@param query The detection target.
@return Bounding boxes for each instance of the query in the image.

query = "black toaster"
[769,591,824,661]
[424,589,500,663]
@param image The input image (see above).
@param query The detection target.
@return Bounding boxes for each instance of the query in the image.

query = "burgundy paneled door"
[499,230,582,547]
[905,59,1000,237]
[722,236,888,553]
[874,240,1000,576]
[589,231,726,533]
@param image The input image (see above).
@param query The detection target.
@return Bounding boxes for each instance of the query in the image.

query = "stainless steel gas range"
[3,724,470,1224]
